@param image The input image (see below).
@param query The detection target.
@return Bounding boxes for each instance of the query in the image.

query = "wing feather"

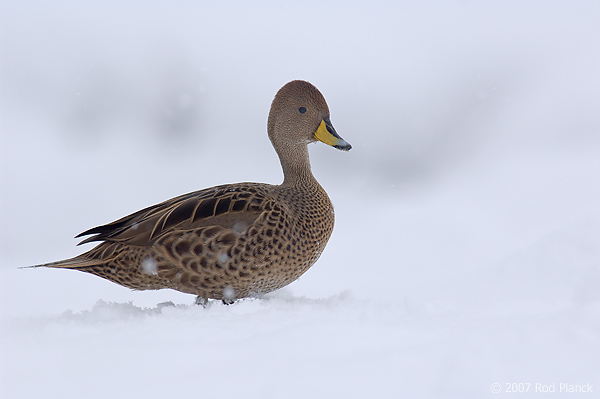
[76,184,271,247]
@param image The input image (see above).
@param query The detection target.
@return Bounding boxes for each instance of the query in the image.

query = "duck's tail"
[22,256,104,270]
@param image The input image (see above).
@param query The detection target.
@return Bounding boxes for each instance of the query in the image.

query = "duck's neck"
[278,144,317,188]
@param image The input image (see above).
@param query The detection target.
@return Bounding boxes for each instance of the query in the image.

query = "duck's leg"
[195,296,208,307]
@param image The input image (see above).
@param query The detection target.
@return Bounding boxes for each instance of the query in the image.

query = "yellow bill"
[314,119,352,151]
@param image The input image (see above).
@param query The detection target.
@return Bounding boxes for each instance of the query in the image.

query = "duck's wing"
[76,183,273,247]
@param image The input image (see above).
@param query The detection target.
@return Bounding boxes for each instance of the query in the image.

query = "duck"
[32,80,351,303]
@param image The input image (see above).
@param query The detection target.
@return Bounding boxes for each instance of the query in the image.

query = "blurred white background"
[1,1,599,398]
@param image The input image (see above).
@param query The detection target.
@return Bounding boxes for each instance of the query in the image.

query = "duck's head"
[267,80,352,152]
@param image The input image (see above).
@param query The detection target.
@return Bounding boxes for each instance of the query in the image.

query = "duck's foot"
[195,296,237,306]
[195,296,209,307]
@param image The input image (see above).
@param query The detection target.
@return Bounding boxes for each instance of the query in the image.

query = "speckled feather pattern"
[69,181,334,300]
[36,80,349,301]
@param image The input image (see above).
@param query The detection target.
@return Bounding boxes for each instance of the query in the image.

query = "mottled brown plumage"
[34,80,351,302]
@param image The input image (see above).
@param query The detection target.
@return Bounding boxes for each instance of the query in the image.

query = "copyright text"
[490,382,593,394]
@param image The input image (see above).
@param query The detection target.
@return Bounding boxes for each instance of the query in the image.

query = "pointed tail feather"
[22,257,104,270]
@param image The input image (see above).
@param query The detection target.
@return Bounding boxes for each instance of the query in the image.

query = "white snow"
[222,286,235,301]
[1,2,599,398]
[141,257,158,276]
[218,252,231,265]
[232,221,249,233]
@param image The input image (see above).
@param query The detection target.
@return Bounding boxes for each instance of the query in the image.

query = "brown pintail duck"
[32,80,351,303]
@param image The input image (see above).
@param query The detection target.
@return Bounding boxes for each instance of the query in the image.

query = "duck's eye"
[298,107,306,114]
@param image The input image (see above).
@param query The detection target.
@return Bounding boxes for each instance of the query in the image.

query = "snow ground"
[1,2,599,398]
